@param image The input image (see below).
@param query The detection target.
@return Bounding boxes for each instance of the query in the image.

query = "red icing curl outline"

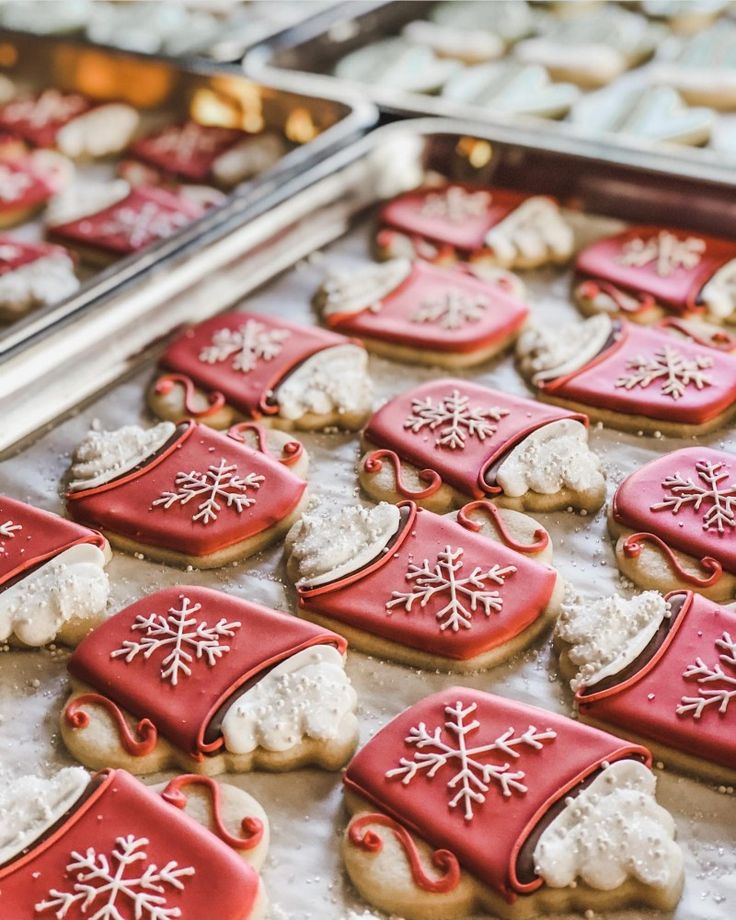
[622,532,722,588]
[65,693,158,757]
[348,813,460,894]
[457,500,549,554]
[227,421,303,466]
[578,280,657,316]
[155,373,226,419]
[161,774,264,852]
[363,449,442,499]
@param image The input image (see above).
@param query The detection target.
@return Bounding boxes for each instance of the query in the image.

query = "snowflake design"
[0,165,33,202]
[35,834,194,920]
[5,90,87,129]
[404,388,508,450]
[0,519,21,550]
[619,231,705,277]
[147,122,231,160]
[110,595,241,685]
[652,459,736,533]
[410,290,489,330]
[198,319,291,373]
[386,699,556,821]
[386,545,516,632]
[419,187,491,223]
[97,202,190,249]
[677,632,736,719]
[615,345,713,400]
[152,456,264,525]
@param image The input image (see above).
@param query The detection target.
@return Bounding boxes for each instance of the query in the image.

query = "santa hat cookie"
[65,420,309,568]
[0,236,78,320]
[556,588,736,785]
[0,767,268,919]
[342,688,683,920]
[148,310,373,432]
[0,495,110,647]
[609,446,736,601]
[0,157,56,229]
[374,184,574,272]
[359,379,605,514]
[517,314,736,436]
[285,499,564,672]
[61,585,358,775]
[574,226,736,324]
[313,258,528,369]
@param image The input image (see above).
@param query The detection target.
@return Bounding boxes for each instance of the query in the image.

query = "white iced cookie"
[555,590,670,691]
[211,134,286,187]
[516,314,613,383]
[0,73,15,106]
[700,258,736,320]
[274,344,373,423]
[221,645,358,754]
[484,197,575,268]
[0,252,79,319]
[334,37,460,93]
[56,104,140,159]
[319,259,413,319]
[496,419,605,499]
[68,420,176,492]
[286,501,401,588]
[0,767,89,864]
[534,759,683,891]
[45,178,130,228]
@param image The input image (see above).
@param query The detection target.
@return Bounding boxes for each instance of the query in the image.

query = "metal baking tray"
[244,0,736,178]
[0,30,375,356]
[1,117,733,920]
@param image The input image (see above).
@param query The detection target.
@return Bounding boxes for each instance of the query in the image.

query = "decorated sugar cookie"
[285,499,564,671]
[334,38,461,93]
[609,446,736,601]
[0,89,138,158]
[375,184,574,272]
[651,22,736,109]
[128,121,285,187]
[342,688,683,920]
[65,420,308,568]
[0,767,268,919]
[0,495,110,647]
[149,310,372,431]
[517,314,736,435]
[574,225,736,324]
[314,258,527,369]
[61,584,358,775]
[657,314,736,352]
[0,236,78,320]
[642,0,728,34]
[359,379,605,514]
[0,157,55,228]
[556,588,736,784]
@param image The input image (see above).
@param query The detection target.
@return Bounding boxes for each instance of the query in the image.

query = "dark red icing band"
[622,532,723,588]
[227,421,304,466]
[65,692,158,756]
[457,500,549,554]
[0,159,54,214]
[155,372,226,418]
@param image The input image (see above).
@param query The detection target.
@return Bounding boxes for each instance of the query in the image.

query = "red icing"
[659,317,736,353]
[362,449,443,499]
[622,532,722,588]
[540,321,736,425]
[159,311,355,419]
[129,122,247,183]
[0,235,71,272]
[155,372,226,418]
[67,584,346,758]
[457,500,549,553]
[324,260,528,353]
[0,494,106,590]
[66,422,306,557]
[0,158,53,213]
[612,447,736,576]
[344,687,647,902]
[65,693,158,756]
[575,226,736,315]
[363,378,585,499]
[378,184,533,254]
[298,503,556,661]
[0,769,260,919]
[227,421,304,467]
[0,90,92,147]
[578,591,736,770]
[50,186,203,256]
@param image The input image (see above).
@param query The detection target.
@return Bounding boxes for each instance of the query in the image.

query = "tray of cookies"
[1,117,734,919]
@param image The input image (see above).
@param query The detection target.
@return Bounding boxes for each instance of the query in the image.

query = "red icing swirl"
[155,372,226,418]
[578,280,657,315]
[363,449,443,499]
[623,531,723,587]
[457,500,549,553]
[227,421,303,466]
[65,693,158,756]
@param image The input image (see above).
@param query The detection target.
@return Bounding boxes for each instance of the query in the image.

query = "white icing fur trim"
[516,314,613,384]
[0,767,89,864]
[221,644,357,754]
[496,419,604,498]
[212,134,285,187]
[274,344,373,421]
[290,501,401,589]
[0,253,79,317]
[700,257,736,320]
[484,197,574,268]
[556,589,670,691]
[0,543,109,646]
[45,179,131,227]
[68,421,176,492]
[56,104,139,159]
[534,759,683,891]
[320,259,412,319]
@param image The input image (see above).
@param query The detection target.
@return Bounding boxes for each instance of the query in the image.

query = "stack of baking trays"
[1,7,735,920]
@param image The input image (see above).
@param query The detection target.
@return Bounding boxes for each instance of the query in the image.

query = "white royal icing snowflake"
[0,519,21,550]
[386,699,556,821]
[677,632,736,720]
[410,290,489,330]
[198,318,291,373]
[147,122,230,160]
[615,345,713,400]
[619,231,705,277]
[652,458,736,533]
[35,834,194,920]
[404,388,508,450]
[110,594,241,686]
[152,456,264,525]
[386,545,516,632]
[0,165,33,202]
[5,90,87,129]
[419,187,491,223]
[96,201,190,249]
